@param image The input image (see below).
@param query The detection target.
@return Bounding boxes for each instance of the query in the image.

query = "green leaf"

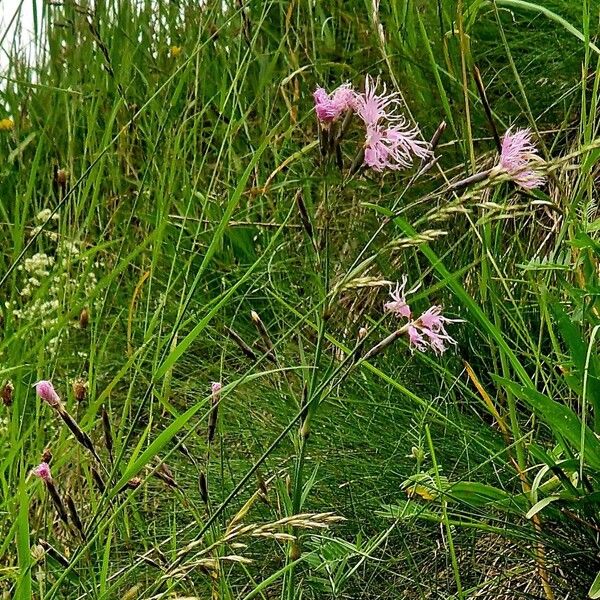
[525,496,560,519]
[15,479,31,600]
[496,377,600,470]
[589,570,600,598]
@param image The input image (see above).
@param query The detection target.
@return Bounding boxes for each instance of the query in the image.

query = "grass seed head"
[199,471,208,504]
[1,380,13,407]
[65,494,86,540]
[41,447,53,464]
[79,307,90,329]
[72,378,88,402]
[90,466,105,493]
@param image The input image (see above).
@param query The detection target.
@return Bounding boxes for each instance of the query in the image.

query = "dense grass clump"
[1,1,600,598]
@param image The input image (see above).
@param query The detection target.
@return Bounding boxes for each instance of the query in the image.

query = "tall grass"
[1,0,600,598]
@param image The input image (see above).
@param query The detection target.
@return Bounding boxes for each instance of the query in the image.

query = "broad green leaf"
[497,377,600,470]
[525,496,560,519]
[589,570,600,598]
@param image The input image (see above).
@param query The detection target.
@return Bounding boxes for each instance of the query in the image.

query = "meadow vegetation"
[1,1,600,598]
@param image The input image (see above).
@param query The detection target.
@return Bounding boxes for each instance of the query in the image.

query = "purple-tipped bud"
[313,84,354,123]
[35,380,61,408]
[211,382,222,396]
[32,462,52,482]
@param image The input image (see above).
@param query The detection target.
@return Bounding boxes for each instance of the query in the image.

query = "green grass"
[1,0,600,598]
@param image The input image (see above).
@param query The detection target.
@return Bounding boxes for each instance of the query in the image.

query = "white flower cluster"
[35,209,60,223]
[5,209,101,354]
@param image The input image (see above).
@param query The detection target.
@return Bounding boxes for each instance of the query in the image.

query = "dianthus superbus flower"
[352,75,400,127]
[384,277,412,319]
[384,276,461,355]
[364,122,429,171]
[411,305,460,355]
[313,84,354,123]
[495,127,545,189]
[353,76,429,171]
[32,462,52,482]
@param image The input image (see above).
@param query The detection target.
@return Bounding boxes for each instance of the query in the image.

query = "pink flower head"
[384,277,412,319]
[407,325,428,353]
[352,75,400,127]
[34,380,61,408]
[32,462,52,482]
[409,305,460,355]
[364,121,429,171]
[418,305,457,333]
[313,84,354,123]
[498,127,545,189]
[211,381,222,396]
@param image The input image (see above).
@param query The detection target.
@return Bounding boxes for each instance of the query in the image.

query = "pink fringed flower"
[407,325,428,353]
[385,277,461,355]
[353,76,429,171]
[497,127,545,189]
[352,75,400,127]
[364,122,429,171]
[384,277,413,319]
[35,380,61,408]
[410,305,461,355]
[32,462,52,482]
[211,381,222,396]
[313,84,354,123]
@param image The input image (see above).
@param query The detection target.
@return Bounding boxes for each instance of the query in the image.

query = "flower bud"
[35,380,61,408]
[32,462,52,482]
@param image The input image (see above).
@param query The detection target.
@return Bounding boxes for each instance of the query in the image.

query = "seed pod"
[54,167,69,193]
[250,310,276,362]
[299,384,309,437]
[198,471,208,504]
[90,467,105,493]
[207,406,219,444]
[152,458,178,489]
[300,418,311,440]
[119,477,141,493]
[428,120,447,154]
[173,435,197,467]
[41,447,53,464]
[225,326,257,361]
[207,387,220,444]
[56,405,100,462]
[1,380,13,407]
[256,471,269,504]
[39,539,69,567]
[72,378,88,403]
[127,477,141,489]
[31,543,45,562]
[290,541,301,561]
[45,480,69,526]
[65,494,86,540]
[79,307,90,329]
[295,192,315,246]
[101,404,113,461]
